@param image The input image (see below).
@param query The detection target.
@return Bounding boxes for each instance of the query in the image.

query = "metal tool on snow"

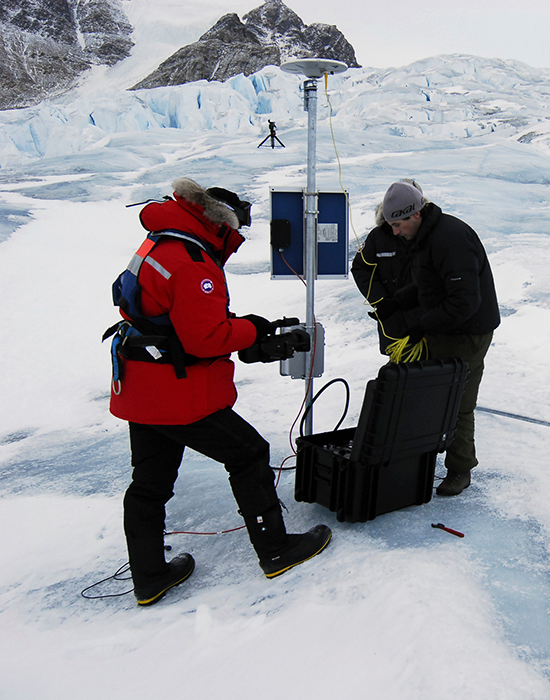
[431,523,464,538]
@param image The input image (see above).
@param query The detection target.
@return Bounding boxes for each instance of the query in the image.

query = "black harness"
[103,230,223,390]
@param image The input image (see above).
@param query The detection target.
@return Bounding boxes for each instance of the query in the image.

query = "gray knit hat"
[382,181,426,222]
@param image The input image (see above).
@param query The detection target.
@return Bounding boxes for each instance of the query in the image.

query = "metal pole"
[303,78,318,436]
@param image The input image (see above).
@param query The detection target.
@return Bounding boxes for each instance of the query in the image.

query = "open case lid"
[350,359,469,466]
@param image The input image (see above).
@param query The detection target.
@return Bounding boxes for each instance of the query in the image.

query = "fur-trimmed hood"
[172,178,240,231]
[139,178,246,266]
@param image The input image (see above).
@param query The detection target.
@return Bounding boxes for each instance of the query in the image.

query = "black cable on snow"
[476,406,550,428]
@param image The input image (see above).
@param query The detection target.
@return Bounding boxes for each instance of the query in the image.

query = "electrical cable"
[324,75,401,349]
[277,248,318,458]
[476,406,550,428]
[86,256,312,586]
[325,79,547,399]
[161,247,316,537]
[165,247,316,535]
[279,250,306,286]
[299,377,351,438]
[386,335,428,363]
[80,562,133,599]
[324,74,361,253]
[164,525,245,536]
[324,75,378,284]
[88,76,421,563]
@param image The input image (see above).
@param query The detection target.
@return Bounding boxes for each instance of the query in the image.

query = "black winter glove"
[370,297,400,321]
[404,324,425,345]
[240,314,273,342]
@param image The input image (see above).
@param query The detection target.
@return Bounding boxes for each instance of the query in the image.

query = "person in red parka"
[109,178,331,605]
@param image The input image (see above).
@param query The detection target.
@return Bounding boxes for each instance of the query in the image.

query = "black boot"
[436,470,471,496]
[133,553,195,606]
[126,535,195,606]
[244,505,332,578]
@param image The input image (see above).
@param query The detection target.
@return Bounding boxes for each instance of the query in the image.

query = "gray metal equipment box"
[280,322,324,378]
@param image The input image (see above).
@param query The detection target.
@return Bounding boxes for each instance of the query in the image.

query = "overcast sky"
[199,0,550,69]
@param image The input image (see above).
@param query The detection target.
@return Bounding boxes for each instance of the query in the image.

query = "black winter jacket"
[351,223,423,351]
[394,203,500,336]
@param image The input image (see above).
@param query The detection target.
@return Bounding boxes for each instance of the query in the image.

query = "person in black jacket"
[351,179,424,353]
[376,181,500,496]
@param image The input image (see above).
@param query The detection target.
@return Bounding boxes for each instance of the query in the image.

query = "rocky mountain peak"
[242,0,305,41]
[0,0,133,110]
[200,12,263,46]
[130,0,360,90]
[0,0,360,109]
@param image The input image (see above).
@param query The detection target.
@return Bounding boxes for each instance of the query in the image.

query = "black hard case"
[295,359,469,523]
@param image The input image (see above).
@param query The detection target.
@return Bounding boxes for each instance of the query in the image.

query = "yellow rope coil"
[386,336,428,363]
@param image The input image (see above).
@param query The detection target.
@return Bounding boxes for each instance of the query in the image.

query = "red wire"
[165,525,245,536]
[166,250,317,539]
[279,250,307,287]
[279,249,318,449]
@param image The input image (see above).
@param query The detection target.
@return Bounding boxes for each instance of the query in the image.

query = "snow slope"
[1,14,550,699]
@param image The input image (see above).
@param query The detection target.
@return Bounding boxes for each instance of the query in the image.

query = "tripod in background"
[258,120,285,149]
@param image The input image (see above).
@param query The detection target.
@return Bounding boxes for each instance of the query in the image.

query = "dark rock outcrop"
[0,0,133,110]
[130,0,360,90]
[0,0,360,110]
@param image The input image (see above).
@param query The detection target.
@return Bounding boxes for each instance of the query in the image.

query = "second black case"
[295,359,469,523]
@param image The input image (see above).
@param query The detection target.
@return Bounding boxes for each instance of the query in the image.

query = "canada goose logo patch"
[201,279,214,294]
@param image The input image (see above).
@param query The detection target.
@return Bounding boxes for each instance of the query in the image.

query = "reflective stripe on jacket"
[109,197,257,425]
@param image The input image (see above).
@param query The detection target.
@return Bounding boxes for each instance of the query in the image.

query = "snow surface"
[1,8,550,698]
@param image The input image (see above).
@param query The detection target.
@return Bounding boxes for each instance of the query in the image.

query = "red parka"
[109,180,257,425]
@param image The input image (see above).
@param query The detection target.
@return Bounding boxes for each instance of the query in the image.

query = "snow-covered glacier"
[2,54,550,166]
[2,49,550,700]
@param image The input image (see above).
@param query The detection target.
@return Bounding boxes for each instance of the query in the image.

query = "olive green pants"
[426,332,493,474]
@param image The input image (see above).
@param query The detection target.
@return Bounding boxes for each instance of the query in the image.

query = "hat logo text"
[391,204,416,219]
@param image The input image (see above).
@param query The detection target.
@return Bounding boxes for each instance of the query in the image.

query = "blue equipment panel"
[270,188,349,280]
[270,189,305,279]
[317,191,349,278]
